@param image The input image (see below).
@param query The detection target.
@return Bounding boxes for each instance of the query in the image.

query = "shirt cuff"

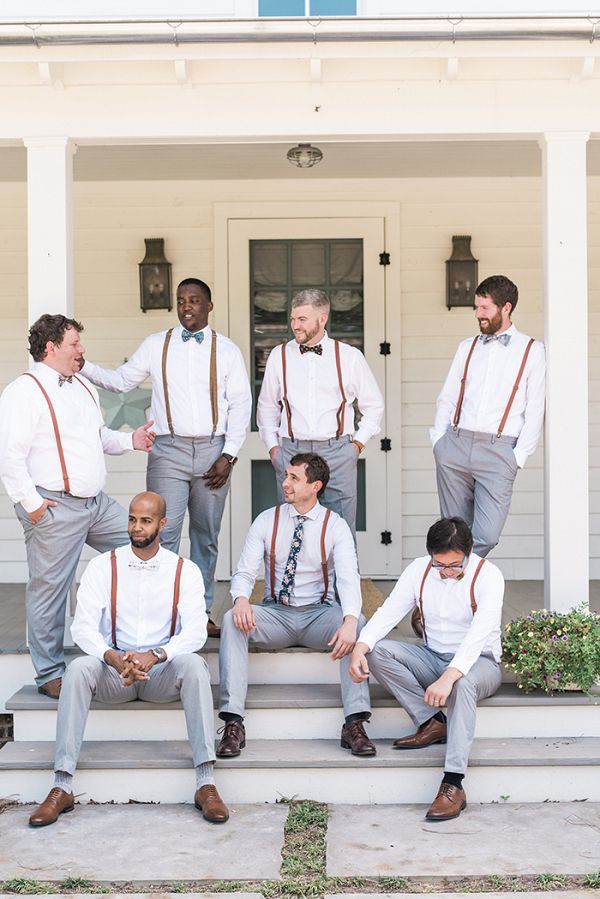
[260,431,279,452]
[223,440,239,458]
[449,652,473,677]
[513,447,527,469]
[353,428,372,447]
[430,427,445,447]
[22,489,45,514]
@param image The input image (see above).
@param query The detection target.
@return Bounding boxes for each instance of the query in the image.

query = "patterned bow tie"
[58,375,73,386]
[480,333,511,346]
[278,515,307,605]
[182,329,205,345]
[128,558,160,571]
[299,344,323,356]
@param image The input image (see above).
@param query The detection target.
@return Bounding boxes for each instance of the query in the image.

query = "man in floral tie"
[216,453,374,758]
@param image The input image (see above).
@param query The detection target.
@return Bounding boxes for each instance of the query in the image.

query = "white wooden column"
[23,136,76,324]
[542,131,590,611]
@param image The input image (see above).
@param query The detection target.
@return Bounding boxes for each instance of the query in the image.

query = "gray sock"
[195,761,215,790]
[53,770,73,793]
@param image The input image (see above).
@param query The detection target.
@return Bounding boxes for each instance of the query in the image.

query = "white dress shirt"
[0,362,133,513]
[231,501,362,620]
[257,331,384,451]
[83,324,252,456]
[430,324,546,469]
[71,544,207,661]
[358,554,503,675]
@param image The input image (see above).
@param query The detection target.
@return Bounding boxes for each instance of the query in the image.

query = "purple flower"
[555,672,561,678]
[562,635,568,641]
[551,635,558,641]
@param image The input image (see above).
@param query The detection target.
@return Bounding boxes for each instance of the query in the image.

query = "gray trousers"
[276,436,358,538]
[369,640,502,774]
[433,428,518,557]
[15,489,128,688]
[146,434,229,612]
[54,653,216,775]
[219,601,371,720]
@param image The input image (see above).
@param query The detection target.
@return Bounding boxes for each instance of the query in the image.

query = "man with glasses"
[348,517,503,821]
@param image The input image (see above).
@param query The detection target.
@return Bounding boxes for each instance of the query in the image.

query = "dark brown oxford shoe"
[393,717,447,750]
[207,619,221,638]
[29,788,74,827]
[37,677,62,699]
[216,720,246,758]
[194,784,229,823]
[425,783,467,821]
[340,720,377,757]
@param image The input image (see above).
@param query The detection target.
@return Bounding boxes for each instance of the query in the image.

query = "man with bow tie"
[28,491,228,828]
[80,278,252,636]
[431,275,546,557]
[257,289,383,537]
[0,314,154,698]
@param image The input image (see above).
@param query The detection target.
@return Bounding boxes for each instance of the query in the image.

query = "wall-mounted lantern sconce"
[139,238,172,313]
[446,235,478,310]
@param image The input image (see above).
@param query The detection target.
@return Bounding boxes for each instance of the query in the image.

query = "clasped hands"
[104,648,158,687]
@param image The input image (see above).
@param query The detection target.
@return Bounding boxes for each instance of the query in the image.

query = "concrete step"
[8,683,600,742]
[1,736,599,804]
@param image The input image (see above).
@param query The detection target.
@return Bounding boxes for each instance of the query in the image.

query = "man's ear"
[159,516,167,531]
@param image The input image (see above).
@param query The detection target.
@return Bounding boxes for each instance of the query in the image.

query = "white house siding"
[0,171,596,580]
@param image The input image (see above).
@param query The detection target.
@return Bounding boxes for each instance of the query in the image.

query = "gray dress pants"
[146,434,229,613]
[15,489,128,687]
[219,601,371,720]
[433,427,518,557]
[54,653,216,776]
[368,640,502,774]
[276,436,358,538]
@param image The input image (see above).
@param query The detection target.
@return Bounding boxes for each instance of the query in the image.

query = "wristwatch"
[151,647,167,662]
[222,453,238,466]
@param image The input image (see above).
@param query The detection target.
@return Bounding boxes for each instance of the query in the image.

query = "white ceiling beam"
[37,61,64,89]
[446,57,459,80]
[174,58,192,87]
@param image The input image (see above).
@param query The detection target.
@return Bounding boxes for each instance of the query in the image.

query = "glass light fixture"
[139,238,172,312]
[446,235,478,309]
[286,143,324,169]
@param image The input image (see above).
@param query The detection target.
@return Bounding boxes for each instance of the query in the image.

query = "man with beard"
[431,275,545,557]
[81,278,252,636]
[257,289,383,537]
[28,491,228,828]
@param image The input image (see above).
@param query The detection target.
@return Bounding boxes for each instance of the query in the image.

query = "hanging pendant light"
[286,143,323,169]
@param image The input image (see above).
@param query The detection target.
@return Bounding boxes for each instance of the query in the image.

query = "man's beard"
[478,308,503,335]
[295,322,321,345]
[129,527,160,548]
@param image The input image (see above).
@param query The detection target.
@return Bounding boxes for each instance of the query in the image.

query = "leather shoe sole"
[425,797,467,821]
[29,789,74,827]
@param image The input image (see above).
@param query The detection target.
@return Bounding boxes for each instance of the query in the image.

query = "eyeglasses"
[430,554,468,572]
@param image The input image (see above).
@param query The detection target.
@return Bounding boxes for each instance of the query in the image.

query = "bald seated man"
[29,491,228,827]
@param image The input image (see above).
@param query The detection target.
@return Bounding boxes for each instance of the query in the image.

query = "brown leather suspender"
[414,557,485,644]
[110,549,184,649]
[269,506,332,602]
[453,337,535,437]
[281,340,346,441]
[162,329,218,439]
[24,372,98,495]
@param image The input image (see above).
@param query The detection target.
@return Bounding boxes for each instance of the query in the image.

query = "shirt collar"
[285,500,322,522]
[175,323,211,338]
[125,543,164,570]
[33,361,71,385]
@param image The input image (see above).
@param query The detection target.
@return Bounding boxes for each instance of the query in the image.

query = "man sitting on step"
[28,491,229,828]
[349,516,504,822]
[217,452,374,759]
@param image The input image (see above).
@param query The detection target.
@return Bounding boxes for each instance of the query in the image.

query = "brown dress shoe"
[393,716,447,750]
[216,720,246,758]
[425,783,467,821]
[340,720,377,757]
[37,677,62,699]
[194,784,229,823]
[207,619,221,638]
[29,788,74,827]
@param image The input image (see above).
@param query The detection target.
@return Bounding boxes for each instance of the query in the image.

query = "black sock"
[442,771,464,789]
[219,712,243,724]
[345,712,370,725]
[432,710,447,724]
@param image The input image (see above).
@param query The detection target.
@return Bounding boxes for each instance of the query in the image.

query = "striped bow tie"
[480,333,511,346]
[58,375,73,386]
[182,329,204,344]
[299,344,323,356]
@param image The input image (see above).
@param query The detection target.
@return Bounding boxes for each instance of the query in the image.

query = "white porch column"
[23,136,76,324]
[542,131,590,611]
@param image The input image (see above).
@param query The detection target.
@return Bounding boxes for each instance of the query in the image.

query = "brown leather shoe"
[340,720,377,757]
[29,788,74,827]
[216,720,246,758]
[393,716,447,750]
[425,782,467,821]
[37,677,62,699]
[207,619,221,638]
[194,784,229,823]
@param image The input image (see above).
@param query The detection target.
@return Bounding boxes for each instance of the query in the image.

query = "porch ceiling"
[2,138,600,181]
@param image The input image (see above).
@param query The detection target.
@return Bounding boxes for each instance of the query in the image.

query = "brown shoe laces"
[217,720,244,738]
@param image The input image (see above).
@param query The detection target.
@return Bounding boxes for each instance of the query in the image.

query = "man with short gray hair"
[257,289,384,536]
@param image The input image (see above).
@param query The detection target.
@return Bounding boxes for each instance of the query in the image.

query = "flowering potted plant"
[502,605,600,694]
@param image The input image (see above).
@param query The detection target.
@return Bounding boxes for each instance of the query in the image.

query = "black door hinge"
[380,438,392,452]
[379,341,391,355]
[379,251,390,266]
[381,530,392,545]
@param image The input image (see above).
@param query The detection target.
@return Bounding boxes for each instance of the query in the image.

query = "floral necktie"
[278,515,307,605]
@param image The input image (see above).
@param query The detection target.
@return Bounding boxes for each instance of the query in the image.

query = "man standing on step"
[0,314,154,699]
[431,275,545,558]
[257,289,384,537]
[216,453,375,759]
[28,491,228,828]
[349,517,503,822]
[81,277,252,637]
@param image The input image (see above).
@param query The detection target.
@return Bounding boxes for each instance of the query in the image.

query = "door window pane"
[311,0,356,14]
[259,0,304,14]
